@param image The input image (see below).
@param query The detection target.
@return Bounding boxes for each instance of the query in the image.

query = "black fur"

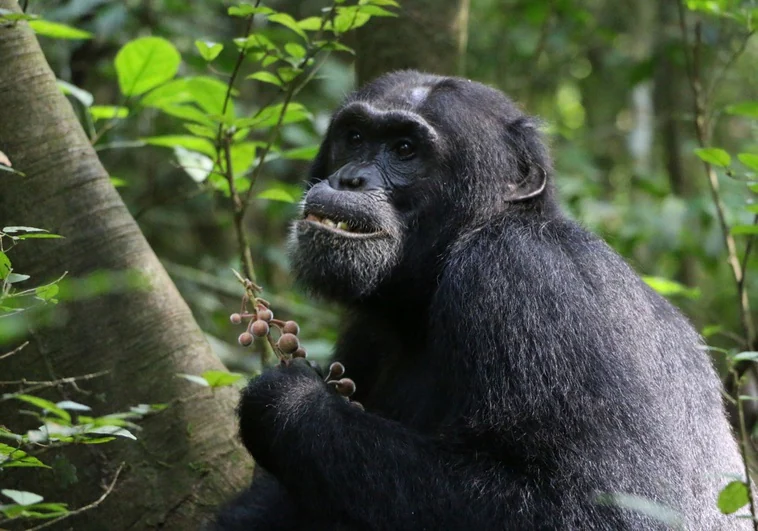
[212,71,747,530]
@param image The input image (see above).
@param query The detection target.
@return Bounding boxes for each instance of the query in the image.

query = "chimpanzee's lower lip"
[297,218,385,239]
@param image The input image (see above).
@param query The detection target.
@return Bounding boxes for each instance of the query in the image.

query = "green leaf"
[0,501,68,518]
[257,187,297,203]
[186,76,233,117]
[115,37,181,97]
[56,400,92,412]
[0,443,49,469]
[313,40,355,54]
[13,233,63,240]
[277,66,302,83]
[733,351,758,362]
[228,4,275,17]
[738,153,758,171]
[693,148,731,168]
[1,489,44,506]
[284,43,306,59]
[247,71,282,87]
[6,273,30,284]
[183,123,217,138]
[642,276,700,299]
[2,226,48,233]
[718,480,750,514]
[14,395,71,422]
[143,136,216,158]
[732,225,758,235]
[269,12,308,39]
[90,426,137,440]
[725,101,758,119]
[236,102,312,129]
[173,147,214,183]
[0,252,11,280]
[234,34,278,52]
[701,325,723,338]
[177,373,210,387]
[57,80,93,107]
[28,20,92,40]
[2,227,63,240]
[80,436,116,444]
[201,370,244,388]
[111,177,128,188]
[298,16,328,31]
[90,105,129,121]
[0,10,36,22]
[229,142,258,178]
[35,284,59,301]
[195,40,223,61]
[141,79,193,108]
[158,104,215,126]
[281,145,319,160]
[0,163,24,175]
[362,0,399,5]
[334,6,372,32]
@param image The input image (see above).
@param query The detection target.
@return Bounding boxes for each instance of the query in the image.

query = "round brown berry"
[282,320,300,335]
[293,347,307,358]
[335,378,356,397]
[277,333,299,354]
[328,362,345,379]
[257,309,273,322]
[238,332,254,346]
[251,320,269,337]
[230,313,242,325]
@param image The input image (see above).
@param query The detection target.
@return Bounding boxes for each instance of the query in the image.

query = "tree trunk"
[355,0,470,85]
[654,1,698,287]
[0,4,251,529]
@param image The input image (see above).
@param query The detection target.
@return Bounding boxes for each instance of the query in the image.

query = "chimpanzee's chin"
[288,223,400,302]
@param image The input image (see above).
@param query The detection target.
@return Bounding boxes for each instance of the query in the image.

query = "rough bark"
[0,3,251,529]
[355,0,470,85]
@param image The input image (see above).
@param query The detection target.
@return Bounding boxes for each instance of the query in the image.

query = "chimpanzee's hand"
[237,358,329,473]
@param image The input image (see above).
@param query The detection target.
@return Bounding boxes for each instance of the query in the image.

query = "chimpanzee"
[212,71,748,530]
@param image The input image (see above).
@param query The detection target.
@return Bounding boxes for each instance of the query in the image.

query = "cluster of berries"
[231,305,306,360]
[230,274,361,408]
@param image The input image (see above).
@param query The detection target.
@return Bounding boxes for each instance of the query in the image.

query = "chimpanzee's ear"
[502,117,549,202]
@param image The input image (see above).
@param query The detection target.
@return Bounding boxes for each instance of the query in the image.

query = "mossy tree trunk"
[355,0,471,85]
[0,3,251,529]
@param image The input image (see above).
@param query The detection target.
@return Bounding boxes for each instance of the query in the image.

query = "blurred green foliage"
[16,0,758,374]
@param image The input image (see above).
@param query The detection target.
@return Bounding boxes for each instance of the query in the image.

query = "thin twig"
[0,370,109,399]
[240,4,339,211]
[706,30,756,110]
[0,340,28,361]
[215,5,259,282]
[676,1,755,347]
[25,463,124,531]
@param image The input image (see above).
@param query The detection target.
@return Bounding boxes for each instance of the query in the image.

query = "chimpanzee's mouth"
[300,211,384,237]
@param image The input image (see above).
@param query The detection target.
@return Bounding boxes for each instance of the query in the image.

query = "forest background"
[1,0,757,529]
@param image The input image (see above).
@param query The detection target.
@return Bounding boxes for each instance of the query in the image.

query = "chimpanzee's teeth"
[305,214,359,233]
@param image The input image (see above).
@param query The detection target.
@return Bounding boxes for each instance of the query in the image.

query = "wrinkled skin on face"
[289,73,548,303]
